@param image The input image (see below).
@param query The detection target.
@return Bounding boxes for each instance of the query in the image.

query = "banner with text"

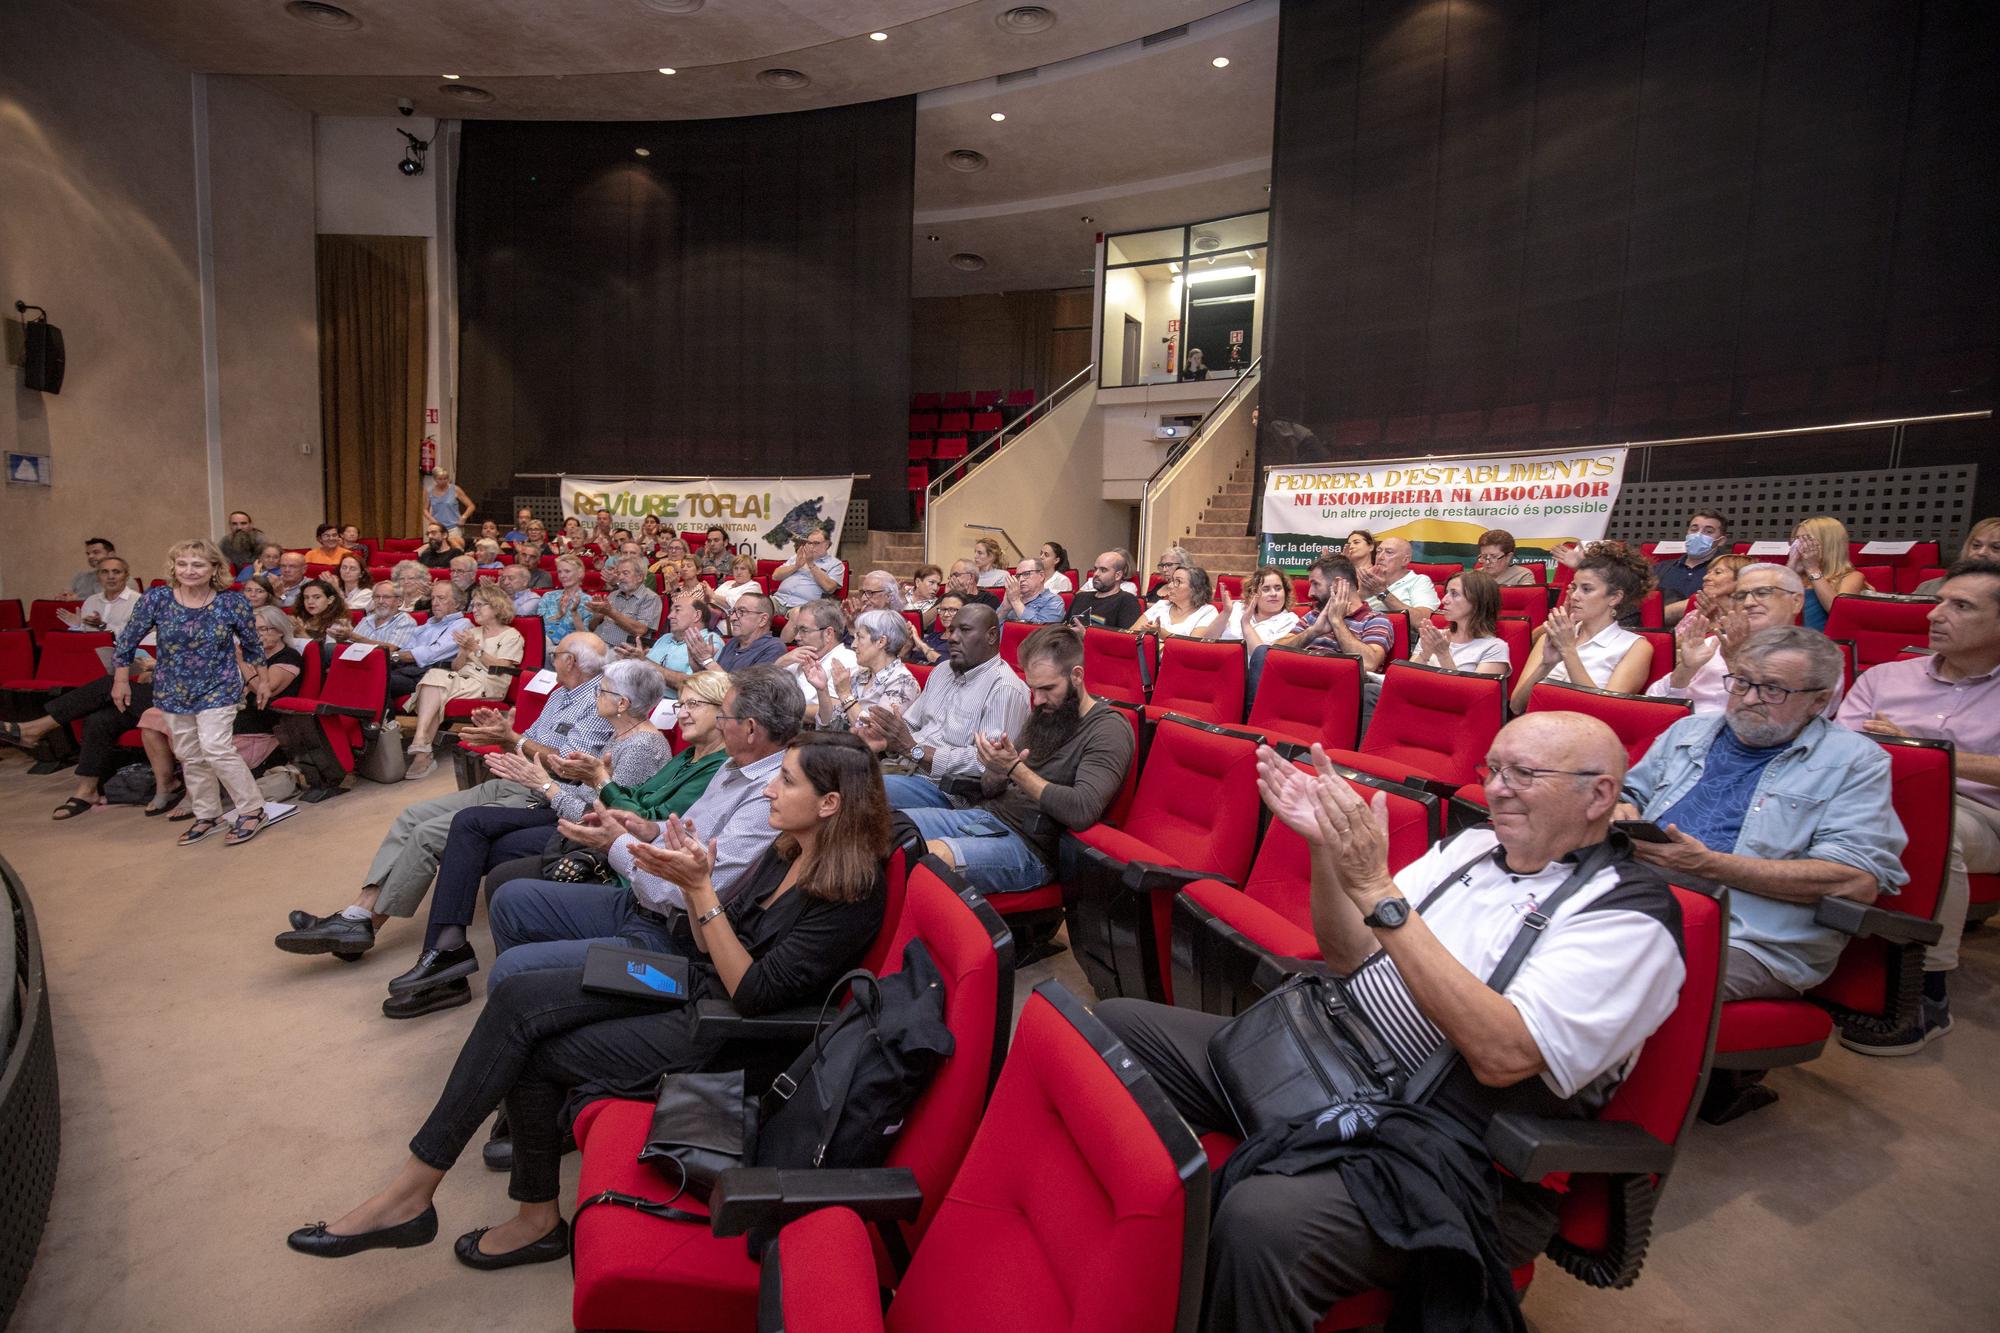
[1259,447,1629,571]
[558,476,854,561]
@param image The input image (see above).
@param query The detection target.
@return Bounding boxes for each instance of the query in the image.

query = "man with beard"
[1246,552,1394,699]
[860,601,1026,785]
[1067,549,1144,630]
[875,625,1131,897]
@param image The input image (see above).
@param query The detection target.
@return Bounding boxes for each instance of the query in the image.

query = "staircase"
[1172,450,1261,580]
[866,529,928,581]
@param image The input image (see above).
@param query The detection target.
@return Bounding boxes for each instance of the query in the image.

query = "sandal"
[52,796,100,820]
[144,786,187,817]
[177,817,223,846]
[224,812,268,847]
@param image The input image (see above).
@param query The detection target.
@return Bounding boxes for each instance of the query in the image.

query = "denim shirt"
[1623,713,1908,990]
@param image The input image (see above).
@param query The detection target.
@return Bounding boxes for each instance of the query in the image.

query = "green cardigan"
[598,743,728,820]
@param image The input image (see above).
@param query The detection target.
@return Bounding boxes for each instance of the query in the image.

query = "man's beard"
[1019,691,1084,757]
[1725,708,1807,749]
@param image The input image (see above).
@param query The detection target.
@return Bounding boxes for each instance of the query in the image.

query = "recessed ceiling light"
[1212,57,1230,68]
[943,149,988,172]
[949,252,988,272]
[996,7,1058,35]
[284,2,360,29]
[634,147,652,157]
[926,234,941,242]
[657,67,677,75]
[869,32,887,41]
[442,73,461,79]
[1079,215,1094,223]
[439,83,495,102]
[639,0,705,14]
[990,112,1006,122]
[757,68,811,89]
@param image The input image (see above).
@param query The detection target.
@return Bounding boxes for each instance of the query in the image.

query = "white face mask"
[1683,531,1718,559]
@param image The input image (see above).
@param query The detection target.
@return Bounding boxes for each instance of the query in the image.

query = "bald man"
[1098,713,1686,1332]
[1357,535,1440,615]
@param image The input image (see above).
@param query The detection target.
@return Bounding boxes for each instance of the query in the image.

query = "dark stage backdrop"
[456,100,916,526]
[1261,0,1998,515]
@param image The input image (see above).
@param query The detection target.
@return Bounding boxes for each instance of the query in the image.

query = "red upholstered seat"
[1,631,110,692]
[1143,638,1246,727]
[758,984,1207,1333]
[442,616,543,721]
[1245,647,1362,751]
[1525,680,1690,768]
[1060,715,1261,1003]
[570,863,1012,1333]
[1173,760,1440,1014]
[998,619,1034,671]
[0,629,36,684]
[268,646,386,778]
[1824,594,1939,670]
[1082,625,1150,706]
[26,599,82,641]
[1320,661,1507,789]
[1711,999,1833,1058]
[1500,584,1552,630]
[0,599,25,632]
[1408,560,1460,588]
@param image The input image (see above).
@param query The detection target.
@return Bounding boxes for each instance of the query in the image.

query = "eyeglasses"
[1721,674,1821,703]
[595,684,629,701]
[1156,559,1180,570]
[717,712,745,723]
[1726,587,1786,602]
[729,607,767,620]
[1477,763,1606,790]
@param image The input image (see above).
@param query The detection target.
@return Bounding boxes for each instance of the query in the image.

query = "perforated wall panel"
[1606,466,1979,549]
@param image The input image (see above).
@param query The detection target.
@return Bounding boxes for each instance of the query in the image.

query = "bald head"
[947,601,1003,671]
[1482,712,1627,870]
[1375,537,1413,578]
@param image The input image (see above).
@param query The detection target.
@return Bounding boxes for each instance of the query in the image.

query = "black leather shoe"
[482,1135,512,1172]
[453,1217,569,1271]
[286,1205,438,1258]
[382,978,471,1020]
[387,943,479,995]
[276,915,375,956]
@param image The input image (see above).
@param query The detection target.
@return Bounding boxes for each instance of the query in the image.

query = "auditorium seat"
[1143,639,1246,728]
[1409,561,1461,587]
[1630,627,1675,677]
[442,616,544,722]
[1824,594,1939,670]
[1244,646,1362,751]
[1500,584,1552,630]
[937,411,971,434]
[1213,574,1243,600]
[1059,715,1262,1003]
[1526,680,1691,767]
[266,647,387,792]
[1708,734,1952,1120]
[1898,566,1949,594]
[750,982,1208,1333]
[26,600,81,642]
[1,631,109,699]
[1172,759,1440,1016]
[1320,661,1507,791]
[1494,616,1533,688]
[940,390,972,410]
[997,620,1035,671]
[972,389,1003,409]
[0,599,23,632]
[450,679,557,788]
[1082,626,1151,706]
[568,861,1012,1333]
[969,409,1004,435]
[910,391,941,410]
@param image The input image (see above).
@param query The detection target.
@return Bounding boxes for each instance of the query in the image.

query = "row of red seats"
[910,388,1036,411]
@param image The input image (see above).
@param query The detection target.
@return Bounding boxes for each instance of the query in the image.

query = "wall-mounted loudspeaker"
[16,303,64,394]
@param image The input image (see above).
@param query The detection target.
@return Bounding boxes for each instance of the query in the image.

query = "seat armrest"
[689,997,829,1043]
[1485,1113,1674,1180]
[314,702,381,720]
[1814,896,1943,945]
[1119,860,1230,896]
[709,1167,923,1238]
[1249,950,1331,995]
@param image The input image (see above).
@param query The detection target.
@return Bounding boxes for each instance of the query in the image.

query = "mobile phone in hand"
[1613,819,1674,844]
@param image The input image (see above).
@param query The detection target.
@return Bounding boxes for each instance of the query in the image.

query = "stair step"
[1194,521,1252,537]
[1200,502,1253,523]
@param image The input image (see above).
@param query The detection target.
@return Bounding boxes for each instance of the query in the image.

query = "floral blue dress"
[536,586,589,642]
[114,586,262,713]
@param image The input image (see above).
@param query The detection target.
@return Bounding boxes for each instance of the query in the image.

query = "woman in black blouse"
[288,731,890,1271]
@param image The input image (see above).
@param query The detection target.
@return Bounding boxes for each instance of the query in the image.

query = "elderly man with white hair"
[587,552,663,649]
[500,563,542,617]
[1357,535,1441,615]
[273,632,616,962]
[1648,564,1818,713]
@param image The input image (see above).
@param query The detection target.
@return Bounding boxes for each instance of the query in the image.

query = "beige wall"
[0,0,319,598]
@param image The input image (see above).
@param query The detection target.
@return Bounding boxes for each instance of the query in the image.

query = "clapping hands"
[628,815,717,894]
[1254,744,1395,903]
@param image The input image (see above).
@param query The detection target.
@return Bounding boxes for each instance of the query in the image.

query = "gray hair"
[391,559,425,582]
[602,656,667,717]
[254,606,293,637]
[564,633,610,678]
[863,570,905,610]
[854,607,911,655]
[609,552,647,577]
[1160,545,1192,570]
[729,663,805,744]
[1015,556,1045,575]
[428,580,462,611]
[1732,625,1845,691]
[1736,564,1806,596]
[802,598,849,636]
[449,553,477,571]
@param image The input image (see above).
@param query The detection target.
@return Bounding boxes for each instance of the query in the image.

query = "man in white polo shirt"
[1356,536,1440,617]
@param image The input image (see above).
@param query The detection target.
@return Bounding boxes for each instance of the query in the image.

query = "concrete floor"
[4,749,1994,1331]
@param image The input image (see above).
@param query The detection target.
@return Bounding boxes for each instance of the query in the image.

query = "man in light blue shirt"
[999,557,1065,624]
[1617,626,1908,1002]
[381,580,467,697]
[771,529,846,610]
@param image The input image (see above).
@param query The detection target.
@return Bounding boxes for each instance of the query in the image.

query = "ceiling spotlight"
[658,67,677,74]
[926,234,941,242]
[442,73,461,79]
[634,147,652,157]
[1079,215,1094,223]
[869,31,887,41]
[397,127,430,176]
[990,112,1006,122]
[1212,56,1230,68]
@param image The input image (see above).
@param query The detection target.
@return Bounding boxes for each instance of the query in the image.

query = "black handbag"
[1207,842,1617,1137]
[637,1069,755,1203]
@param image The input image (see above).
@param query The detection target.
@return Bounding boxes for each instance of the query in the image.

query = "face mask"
[1683,532,1717,559]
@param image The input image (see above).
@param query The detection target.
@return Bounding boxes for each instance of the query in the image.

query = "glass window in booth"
[1101,260,1183,388]
[1180,248,1265,381]
[1105,227,1184,266]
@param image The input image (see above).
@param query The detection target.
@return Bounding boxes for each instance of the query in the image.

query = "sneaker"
[1839,997,1952,1057]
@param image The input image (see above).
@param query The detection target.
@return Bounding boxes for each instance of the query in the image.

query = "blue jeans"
[1246,644,1272,699]
[486,879,679,988]
[884,775,1051,896]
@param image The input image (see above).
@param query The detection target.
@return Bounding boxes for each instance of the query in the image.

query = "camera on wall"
[397,98,415,117]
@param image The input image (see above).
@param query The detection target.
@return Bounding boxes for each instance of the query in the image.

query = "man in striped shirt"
[1098,713,1684,1332]
[272,633,614,961]
[1247,552,1394,699]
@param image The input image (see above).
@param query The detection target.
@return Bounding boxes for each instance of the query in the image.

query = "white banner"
[557,476,855,562]
[1260,446,1629,571]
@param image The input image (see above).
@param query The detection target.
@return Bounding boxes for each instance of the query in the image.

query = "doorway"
[1122,316,1142,386]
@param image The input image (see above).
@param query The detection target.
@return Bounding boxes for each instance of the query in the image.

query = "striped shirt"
[356,609,421,652]
[900,652,1030,782]
[523,675,617,757]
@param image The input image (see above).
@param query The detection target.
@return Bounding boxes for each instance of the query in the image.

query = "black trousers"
[46,675,153,780]
[407,964,716,1203]
[387,662,426,700]
[423,804,560,948]
[1095,998,1556,1333]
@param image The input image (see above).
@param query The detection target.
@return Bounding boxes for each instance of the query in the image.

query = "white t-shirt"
[786,644,859,710]
[976,569,1008,588]
[1448,635,1510,673]
[1140,601,1220,637]
[1368,569,1441,613]
[342,586,374,611]
[1544,622,1641,689]
[1217,604,1303,643]
[713,578,761,607]
[1044,571,1073,596]
[1387,829,1684,1101]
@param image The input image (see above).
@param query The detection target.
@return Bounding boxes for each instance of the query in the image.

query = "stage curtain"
[317,235,427,537]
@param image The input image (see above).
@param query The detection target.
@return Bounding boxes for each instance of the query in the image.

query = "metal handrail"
[924,363,1097,499]
[1142,357,1262,494]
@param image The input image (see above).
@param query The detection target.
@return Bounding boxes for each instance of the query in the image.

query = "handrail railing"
[925,363,1097,500]
[1137,359,1261,567]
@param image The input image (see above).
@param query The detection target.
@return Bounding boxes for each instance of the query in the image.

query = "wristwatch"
[1362,897,1412,930]
[908,743,928,767]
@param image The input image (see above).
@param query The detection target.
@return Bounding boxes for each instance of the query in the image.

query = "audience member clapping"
[999,556,1065,624]
[242,541,287,584]
[1410,569,1510,677]
[586,553,661,649]
[909,592,964,665]
[382,579,468,698]
[1648,563,1807,713]
[778,600,858,718]
[535,553,591,642]
[772,529,846,611]
[856,604,1027,780]
[644,590,724,697]
[713,553,762,608]
[404,584,526,780]
[71,552,140,634]
[1137,563,1217,637]
[1206,565,1302,647]
[1510,544,1655,711]
[334,555,373,609]
[1248,553,1392,699]
[809,608,918,729]
[1357,535,1440,615]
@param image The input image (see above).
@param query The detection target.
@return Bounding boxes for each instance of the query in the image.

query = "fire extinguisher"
[419,435,438,474]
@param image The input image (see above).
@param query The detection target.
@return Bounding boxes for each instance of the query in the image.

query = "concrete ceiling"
[69,0,1277,297]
